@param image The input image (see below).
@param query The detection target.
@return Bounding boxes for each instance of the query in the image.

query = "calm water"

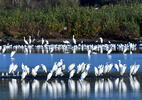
[0,53,142,72]
[0,53,142,100]
[0,77,142,100]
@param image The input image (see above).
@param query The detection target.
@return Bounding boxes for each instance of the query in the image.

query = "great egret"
[42,38,45,45]
[63,40,70,44]
[94,66,99,76]
[24,37,29,45]
[72,35,76,44]
[47,72,53,81]
[29,36,32,44]
[120,64,127,75]
[80,71,88,80]
[86,64,90,72]
[34,65,40,72]
[99,37,103,43]
[88,50,91,57]
[41,64,47,73]
[57,59,63,67]
[45,40,49,45]
[68,64,75,72]
[51,62,58,73]
[69,69,76,79]
[114,64,119,72]
[55,67,64,76]
[107,48,112,55]
[32,68,37,77]
[21,71,28,80]
[77,64,82,74]
[9,63,14,74]
[61,64,66,71]
[10,51,16,58]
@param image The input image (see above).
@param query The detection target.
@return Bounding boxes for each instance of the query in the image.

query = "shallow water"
[0,53,142,100]
[0,53,142,72]
[0,77,142,100]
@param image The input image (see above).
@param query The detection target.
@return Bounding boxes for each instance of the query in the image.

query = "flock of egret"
[1,58,138,81]
[3,76,140,99]
[0,36,138,55]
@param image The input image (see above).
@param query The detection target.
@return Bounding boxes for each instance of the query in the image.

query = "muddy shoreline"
[0,37,142,45]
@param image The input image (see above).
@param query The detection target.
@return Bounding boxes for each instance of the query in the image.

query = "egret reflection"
[5,76,141,99]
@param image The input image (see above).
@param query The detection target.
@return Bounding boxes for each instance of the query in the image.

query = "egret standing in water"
[69,69,76,79]
[72,35,76,44]
[10,51,16,58]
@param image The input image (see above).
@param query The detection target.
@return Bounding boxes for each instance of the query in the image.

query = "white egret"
[29,36,32,44]
[63,40,70,44]
[68,64,75,72]
[24,37,29,45]
[42,38,45,45]
[86,64,90,71]
[69,69,76,79]
[55,67,64,76]
[10,51,16,58]
[107,48,112,55]
[80,71,88,80]
[94,66,99,76]
[57,59,63,67]
[32,68,37,77]
[41,64,47,73]
[72,35,76,44]
[61,64,66,71]
[114,64,119,72]
[21,71,28,80]
[51,62,58,73]
[77,64,82,74]
[99,37,103,43]
[47,72,53,81]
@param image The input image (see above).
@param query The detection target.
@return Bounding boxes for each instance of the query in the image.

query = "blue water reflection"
[0,77,141,100]
[0,53,142,72]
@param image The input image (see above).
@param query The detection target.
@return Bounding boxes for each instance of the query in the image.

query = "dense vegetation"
[0,1,142,40]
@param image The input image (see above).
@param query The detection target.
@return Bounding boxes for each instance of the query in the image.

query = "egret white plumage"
[41,64,47,73]
[21,71,28,80]
[34,65,40,72]
[88,50,91,57]
[45,40,49,45]
[68,63,75,72]
[86,64,90,71]
[80,71,88,80]
[123,48,127,54]
[107,48,112,55]
[57,59,63,67]
[51,62,58,73]
[132,64,140,75]
[24,37,29,45]
[47,72,53,81]
[32,68,37,77]
[55,67,64,76]
[42,38,45,45]
[9,63,14,74]
[61,64,66,71]
[2,46,6,54]
[72,35,76,44]
[77,64,82,74]
[99,37,103,43]
[114,64,119,72]
[69,69,76,79]
[63,40,70,44]
[10,51,16,58]
[120,64,127,75]
[29,36,32,44]
[94,66,99,76]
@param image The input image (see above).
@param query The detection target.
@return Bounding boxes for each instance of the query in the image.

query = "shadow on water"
[0,75,142,100]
